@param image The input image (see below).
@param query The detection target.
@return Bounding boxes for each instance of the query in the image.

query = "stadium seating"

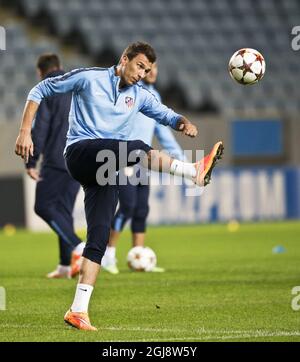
[0,0,300,117]
[0,19,88,122]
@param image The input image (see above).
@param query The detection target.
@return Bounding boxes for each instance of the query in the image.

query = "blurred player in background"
[25,54,85,279]
[101,63,185,274]
[16,42,223,330]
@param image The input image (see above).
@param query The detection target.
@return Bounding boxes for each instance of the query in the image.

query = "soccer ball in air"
[127,246,157,272]
[228,48,266,85]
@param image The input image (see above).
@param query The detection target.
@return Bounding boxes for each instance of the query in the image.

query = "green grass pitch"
[0,221,300,342]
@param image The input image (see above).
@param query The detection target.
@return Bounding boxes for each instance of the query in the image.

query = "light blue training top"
[27,66,182,152]
[129,83,185,161]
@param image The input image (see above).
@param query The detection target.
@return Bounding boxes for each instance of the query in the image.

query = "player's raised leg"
[142,141,224,187]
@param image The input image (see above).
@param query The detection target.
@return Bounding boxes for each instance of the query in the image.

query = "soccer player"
[25,53,85,279]
[15,42,223,330]
[101,63,185,274]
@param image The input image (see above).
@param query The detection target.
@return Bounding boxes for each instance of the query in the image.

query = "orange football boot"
[193,141,224,186]
[64,310,97,331]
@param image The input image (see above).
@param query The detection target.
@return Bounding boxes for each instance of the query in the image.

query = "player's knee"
[34,202,49,219]
[135,205,149,220]
[34,201,58,224]
[120,204,135,219]
[83,244,106,265]
[129,143,152,168]
[83,226,110,265]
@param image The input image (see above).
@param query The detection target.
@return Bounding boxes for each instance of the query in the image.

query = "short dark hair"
[122,42,156,63]
[37,53,61,74]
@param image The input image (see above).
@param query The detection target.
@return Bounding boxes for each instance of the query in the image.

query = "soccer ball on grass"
[127,246,157,272]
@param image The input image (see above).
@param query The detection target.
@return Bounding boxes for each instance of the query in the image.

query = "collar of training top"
[44,69,65,79]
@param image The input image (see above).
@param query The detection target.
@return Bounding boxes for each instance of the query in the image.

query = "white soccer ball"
[228,48,266,85]
[127,246,157,272]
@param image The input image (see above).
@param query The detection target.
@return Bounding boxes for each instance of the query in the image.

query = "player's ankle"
[170,159,196,179]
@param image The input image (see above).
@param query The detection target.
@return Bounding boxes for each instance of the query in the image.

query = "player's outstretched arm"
[15,100,39,163]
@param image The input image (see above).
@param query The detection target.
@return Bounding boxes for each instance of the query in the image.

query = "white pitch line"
[101,326,300,336]
[1,323,300,342]
[99,326,300,342]
[120,331,300,342]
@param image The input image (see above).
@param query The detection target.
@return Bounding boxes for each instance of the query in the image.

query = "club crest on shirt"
[125,96,134,108]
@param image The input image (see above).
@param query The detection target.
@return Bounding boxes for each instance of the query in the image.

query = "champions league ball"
[127,246,157,272]
[228,48,266,85]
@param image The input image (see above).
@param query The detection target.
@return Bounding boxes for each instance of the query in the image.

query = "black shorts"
[65,138,152,187]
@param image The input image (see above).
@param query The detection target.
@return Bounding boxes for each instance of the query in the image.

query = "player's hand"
[15,129,34,163]
[177,119,198,137]
[26,168,40,181]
